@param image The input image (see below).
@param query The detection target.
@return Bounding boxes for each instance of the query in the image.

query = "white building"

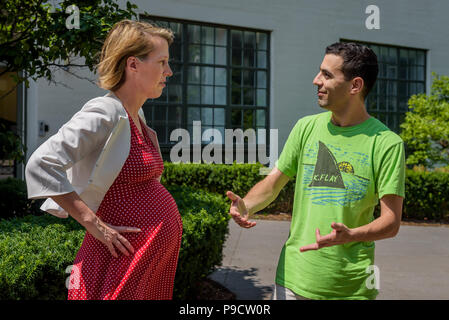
[2,0,449,179]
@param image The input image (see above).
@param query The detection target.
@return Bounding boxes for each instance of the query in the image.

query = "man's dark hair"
[325,42,379,98]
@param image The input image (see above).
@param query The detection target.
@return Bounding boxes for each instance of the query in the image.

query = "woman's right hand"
[85,216,142,258]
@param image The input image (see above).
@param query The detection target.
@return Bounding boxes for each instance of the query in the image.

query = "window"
[141,17,270,155]
[344,40,426,133]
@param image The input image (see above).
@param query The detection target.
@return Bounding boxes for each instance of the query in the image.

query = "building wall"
[27,0,449,160]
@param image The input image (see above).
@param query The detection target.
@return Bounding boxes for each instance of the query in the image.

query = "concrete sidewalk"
[209,220,449,300]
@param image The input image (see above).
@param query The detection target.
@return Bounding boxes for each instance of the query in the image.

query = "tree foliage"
[0,0,141,92]
[400,73,449,167]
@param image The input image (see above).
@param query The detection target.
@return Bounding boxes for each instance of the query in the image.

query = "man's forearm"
[350,214,400,242]
[243,175,285,215]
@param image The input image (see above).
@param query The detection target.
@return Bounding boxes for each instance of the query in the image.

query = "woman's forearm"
[51,192,97,228]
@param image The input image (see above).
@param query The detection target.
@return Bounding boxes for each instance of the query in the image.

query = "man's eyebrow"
[320,68,334,77]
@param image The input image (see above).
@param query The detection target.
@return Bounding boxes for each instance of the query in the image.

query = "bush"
[404,169,449,221]
[0,178,44,219]
[162,162,296,214]
[0,186,229,300]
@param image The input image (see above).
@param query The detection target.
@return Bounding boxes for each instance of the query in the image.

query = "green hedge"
[0,185,229,300]
[161,163,449,222]
[0,178,43,219]
[161,162,295,214]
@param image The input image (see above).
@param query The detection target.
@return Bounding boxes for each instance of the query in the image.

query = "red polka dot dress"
[67,112,183,300]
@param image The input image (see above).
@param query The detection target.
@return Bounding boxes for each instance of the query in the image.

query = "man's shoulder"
[293,111,329,129]
[369,117,404,147]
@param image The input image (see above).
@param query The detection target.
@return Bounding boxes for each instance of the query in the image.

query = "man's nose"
[313,73,322,86]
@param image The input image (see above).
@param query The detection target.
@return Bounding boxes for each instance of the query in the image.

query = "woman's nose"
[165,64,173,77]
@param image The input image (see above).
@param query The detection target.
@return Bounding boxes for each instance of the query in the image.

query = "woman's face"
[135,35,173,99]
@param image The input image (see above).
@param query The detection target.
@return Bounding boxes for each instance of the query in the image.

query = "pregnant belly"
[97,181,182,238]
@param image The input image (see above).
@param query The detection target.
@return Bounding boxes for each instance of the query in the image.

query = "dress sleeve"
[25,101,116,199]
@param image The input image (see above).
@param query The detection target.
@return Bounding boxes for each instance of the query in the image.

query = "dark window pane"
[408,50,416,66]
[232,109,242,126]
[215,28,227,46]
[215,86,226,105]
[416,82,425,93]
[398,82,408,97]
[417,51,425,65]
[243,49,255,67]
[215,68,227,86]
[398,65,408,80]
[257,51,267,68]
[232,69,241,87]
[257,71,267,88]
[378,95,386,110]
[398,99,408,112]
[154,106,166,123]
[380,47,389,63]
[201,45,214,64]
[188,107,201,124]
[201,67,214,85]
[244,31,256,49]
[187,85,200,104]
[256,109,266,126]
[202,26,214,45]
[168,85,182,103]
[256,32,267,50]
[170,63,182,83]
[201,86,214,104]
[188,66,200,84]
[232,48,242,66]
[168,106,183,125]
[399,49,408,65]
[189,45,201,62]
[155,125,167,144]
[387,81,397,96]
[202,107,213,125]
[386,64,397,79]
[169,22,182,40]
[378,80,386,96]
[214,108,225,126]
[171,42,182,61]
[231,30,242,48]
[417,66,425,81]
[243,109,254,130]
[232,87,242,105]
[243,70,255,87]
[188,25,201,44]
[387,96,397,112]
[409,66,417,81]
[257,89,266,106]
[215,47,226,65]
[244,88,255,105]
[388,47,397,64]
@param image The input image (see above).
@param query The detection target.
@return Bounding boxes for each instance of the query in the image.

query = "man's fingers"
[300,243,319,252]
[226,191,239,201]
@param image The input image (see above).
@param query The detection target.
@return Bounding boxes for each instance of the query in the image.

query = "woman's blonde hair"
[97,19,174,91]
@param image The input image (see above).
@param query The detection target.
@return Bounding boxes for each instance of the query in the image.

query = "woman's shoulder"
[79,93,126,120]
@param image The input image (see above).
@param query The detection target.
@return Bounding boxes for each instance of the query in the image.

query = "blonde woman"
[25,20,182,300]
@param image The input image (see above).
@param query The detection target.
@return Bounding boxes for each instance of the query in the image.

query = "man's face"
[313,54,352,111]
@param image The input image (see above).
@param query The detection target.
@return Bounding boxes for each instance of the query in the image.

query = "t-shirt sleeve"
[376,141,406,199]
[275,119,303,178]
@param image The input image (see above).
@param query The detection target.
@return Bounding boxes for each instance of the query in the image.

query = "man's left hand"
[300,222,353,252]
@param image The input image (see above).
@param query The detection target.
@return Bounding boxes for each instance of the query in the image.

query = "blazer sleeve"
[25,101,117,199]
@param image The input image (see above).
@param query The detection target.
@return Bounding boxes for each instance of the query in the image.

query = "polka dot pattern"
[67,111,183,300]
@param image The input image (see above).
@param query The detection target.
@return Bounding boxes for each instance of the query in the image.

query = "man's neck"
[330,102,370,127]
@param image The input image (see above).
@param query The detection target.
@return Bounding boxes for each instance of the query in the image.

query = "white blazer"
[25,92,163,219]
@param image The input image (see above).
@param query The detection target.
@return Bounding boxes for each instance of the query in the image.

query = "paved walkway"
[210,220,449,300]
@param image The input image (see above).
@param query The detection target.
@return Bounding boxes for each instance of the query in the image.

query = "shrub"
[0,178,43,219]
[162,162,296,214]
[0,186,229,300]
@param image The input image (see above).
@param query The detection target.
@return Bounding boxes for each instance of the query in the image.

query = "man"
[227,42,405,300]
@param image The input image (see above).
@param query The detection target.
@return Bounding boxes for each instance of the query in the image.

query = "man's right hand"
[226,191,257,228]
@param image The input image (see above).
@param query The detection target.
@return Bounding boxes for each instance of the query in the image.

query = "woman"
[25,20,183,300]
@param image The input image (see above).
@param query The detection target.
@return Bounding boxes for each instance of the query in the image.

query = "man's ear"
[350,77,364,95]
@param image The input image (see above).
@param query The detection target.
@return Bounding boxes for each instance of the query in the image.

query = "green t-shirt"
[275,111,405,300]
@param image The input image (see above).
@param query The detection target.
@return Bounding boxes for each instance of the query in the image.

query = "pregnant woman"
[25,20,182,300]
